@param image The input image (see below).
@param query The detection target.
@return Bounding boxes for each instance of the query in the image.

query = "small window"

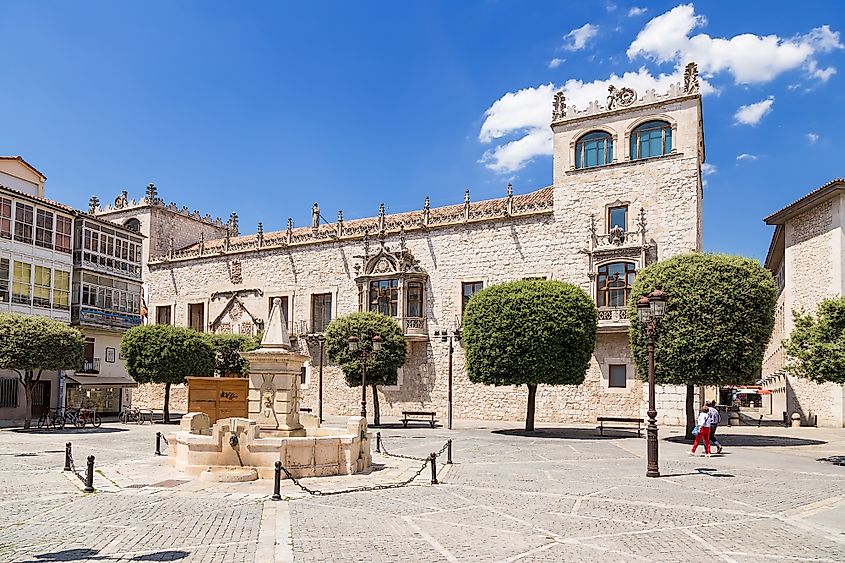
[124,218,141,232]
[462,281,484,313]
[156,305,172,325]
[608,205,628,234]
[407,282,424,318]
[35,210,54,249]
[0,378,19,408]
[33,266,51,308]
[267,296,290,328]
[189,303,205,332]
[597,262,636,308]
[0,198,11,239]
[575,131,614,169]
[12,261,31,305]
[55,216,72,253]
[630,120,672,160]
[609,364,627,388]
[0,258,9,302]
[300,366,307,386]
[14,203,34,244]
[311,293,332,333]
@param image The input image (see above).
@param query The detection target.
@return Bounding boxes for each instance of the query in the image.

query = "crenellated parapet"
[551,62,700,125]
[92,183,227,228]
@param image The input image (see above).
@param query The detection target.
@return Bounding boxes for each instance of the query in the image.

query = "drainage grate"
[149,479,189,488]
[125,484,149,488]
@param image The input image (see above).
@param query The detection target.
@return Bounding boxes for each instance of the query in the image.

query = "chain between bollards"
[64,442,72,471]
[84,455,95,493]
[272,461,282,501]
[429,452,438,484]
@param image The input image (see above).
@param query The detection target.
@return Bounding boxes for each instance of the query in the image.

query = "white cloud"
[628,7,647,17]
[701,162,717,176]
[605,3,617,12]
[563,24,599,51]
[627,4,842,84]
[736,153,759,161]
[807,59,837,81]
[734,96,774,125]
[806,132,820,144]
[548,58,565,69]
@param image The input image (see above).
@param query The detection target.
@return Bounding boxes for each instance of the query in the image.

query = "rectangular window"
[462,281,484,314]
[369,279,399,317]
[311,293,332,333]
[55,216,72,253]
[12,261,31,305]
[35,210,54,249]
[0,378,18,408]
[14,203,33,244]
[189,303,205,332]
[0,258,9,302]
[156,305,172,325]
[609,364,627,388]
[608,205,628,234]
[268,296,290,328]
[407,282,423,318]
[0,197,12,239]
[33,265,52,308]
[300,366,307,386]
[53,270,70,310]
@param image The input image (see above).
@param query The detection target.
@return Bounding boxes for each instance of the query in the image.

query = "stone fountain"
[168,298,371,481]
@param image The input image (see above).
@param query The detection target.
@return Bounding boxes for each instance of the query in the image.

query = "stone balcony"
[597,306,629,332]
[401,316,428,341]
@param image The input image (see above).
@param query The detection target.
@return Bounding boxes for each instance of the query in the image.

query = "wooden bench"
[402,411,437,428]
[597,416,644,437]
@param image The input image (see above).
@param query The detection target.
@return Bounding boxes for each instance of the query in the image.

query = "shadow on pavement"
[492,427,640,440]
[659,467,736,478]
[11,427,129,435]
[23,548,190,562]
[665,434,826,447]
[131,551,190,561]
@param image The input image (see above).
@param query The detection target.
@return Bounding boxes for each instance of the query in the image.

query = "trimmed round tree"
[629,253,777,437]
[325,311,406,426]
[785,296,845,385]
[121,325,215,422]
[463,280,597,431]
[0,313,85,429]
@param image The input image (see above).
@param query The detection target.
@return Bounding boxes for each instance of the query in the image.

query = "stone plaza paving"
[1,419,844,562]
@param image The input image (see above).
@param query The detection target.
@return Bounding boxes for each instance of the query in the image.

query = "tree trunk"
[371,384,380,427]
[685,384,696,440]
[22,373,33,430]
[164,382,171,424]
[525,383,537,432]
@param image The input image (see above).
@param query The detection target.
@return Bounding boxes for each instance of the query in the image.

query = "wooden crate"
[186,377,248,424]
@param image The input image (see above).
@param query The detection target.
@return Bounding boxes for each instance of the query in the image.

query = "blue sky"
[1,1,843,261]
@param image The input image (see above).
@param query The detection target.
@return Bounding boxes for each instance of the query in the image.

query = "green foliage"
[207,333,261,376]
[463,280,597,387]
[785,297,845,385]
[325,312,407,387]
[0,313,85,374]
[629,253,777,386]
[121,324,215,385]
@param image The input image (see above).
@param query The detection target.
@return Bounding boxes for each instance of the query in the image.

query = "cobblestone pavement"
[1,420,844,562]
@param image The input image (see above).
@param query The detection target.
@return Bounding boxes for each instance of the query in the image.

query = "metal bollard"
[430,452,438,485]
[376,432,381,453]
[447,439,453,464]
[84,455,95,493]
[64,442,72,471]
[155,432,162,456]
[272,461,282,501]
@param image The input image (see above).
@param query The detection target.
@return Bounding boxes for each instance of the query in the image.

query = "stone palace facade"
[96,64,705,425]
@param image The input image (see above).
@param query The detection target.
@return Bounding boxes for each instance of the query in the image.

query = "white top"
[697,411,711,428]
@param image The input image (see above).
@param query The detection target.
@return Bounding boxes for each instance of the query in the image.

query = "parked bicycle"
[75,407,102,428]
[120,406,147,425]
[63,407,80,427]
[36,408,66,430]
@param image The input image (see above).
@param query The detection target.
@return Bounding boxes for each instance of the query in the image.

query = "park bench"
[597,416,644,437]
[402,410,437,428]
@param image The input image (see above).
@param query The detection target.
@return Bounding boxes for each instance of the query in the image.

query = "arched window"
[597,262,636,308]
[575,131,614,169]
[630,120,672,160]
[124,218,141,232]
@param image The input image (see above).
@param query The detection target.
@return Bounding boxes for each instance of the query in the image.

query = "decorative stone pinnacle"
[262,297,292,349]
[168,236,175,257]
[257,222,264,248]
[552,91,566,121]
[506,183,513,216]
[228,212,239,237]
[399,224,407,251]
[683,61,700,94]
[199,232,205,255]
[286,218,293,245]
[363,229,370,258]
[422,196,431,227]
[145,183,158,203]
[337,210,344,238]
[88,196,100,214]
[507,183,513,197]
[464,190,470,222]
[378,203,386,233]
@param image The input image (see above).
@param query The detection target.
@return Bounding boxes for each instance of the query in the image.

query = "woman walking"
[690,405,712,457]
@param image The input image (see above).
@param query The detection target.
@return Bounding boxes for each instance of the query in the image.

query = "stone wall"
[129,383,188,413]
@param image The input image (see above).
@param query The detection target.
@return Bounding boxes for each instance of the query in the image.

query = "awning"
[64,373,138,388]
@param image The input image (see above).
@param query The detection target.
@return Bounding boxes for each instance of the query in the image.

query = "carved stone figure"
[114,191,128,209]
[684,62,700,94]
[607,85,637,109]
[311,203,320,230]
[552,91,566,120]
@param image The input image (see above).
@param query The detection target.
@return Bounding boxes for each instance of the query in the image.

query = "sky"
[1,1,843,261]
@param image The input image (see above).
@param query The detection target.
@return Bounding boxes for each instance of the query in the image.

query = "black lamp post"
[434,328,461,430]
[637,287,667,479]
[306,333,326,424]
[347,334,383,419]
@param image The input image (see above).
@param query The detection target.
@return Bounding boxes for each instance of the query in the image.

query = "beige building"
[761,178,845,428]
[99,65,705,425]
[0,156,47,198]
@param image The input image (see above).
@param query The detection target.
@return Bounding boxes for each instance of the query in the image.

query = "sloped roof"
[0,156,47,180]
[764,178,845,225]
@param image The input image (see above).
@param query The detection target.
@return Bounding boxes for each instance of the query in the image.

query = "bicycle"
[120,406,146,425]
[75,408,102,428]
[36,409,66,430]
[63,407,80,427]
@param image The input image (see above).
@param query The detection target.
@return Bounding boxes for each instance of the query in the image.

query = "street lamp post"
[306,333,326,424]
[434,328,461,430]
[637,287,668,479]
[347,334,383,420]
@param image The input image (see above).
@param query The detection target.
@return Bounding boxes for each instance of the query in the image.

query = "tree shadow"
[130,551,190,561]
[665,434,826,447]
[660,467,735,478]
[492,427,640,440]
[12,427,129,435]
[22,548,190,562]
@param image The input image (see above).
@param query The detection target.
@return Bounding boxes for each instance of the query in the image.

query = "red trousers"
[691,426,711,454]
